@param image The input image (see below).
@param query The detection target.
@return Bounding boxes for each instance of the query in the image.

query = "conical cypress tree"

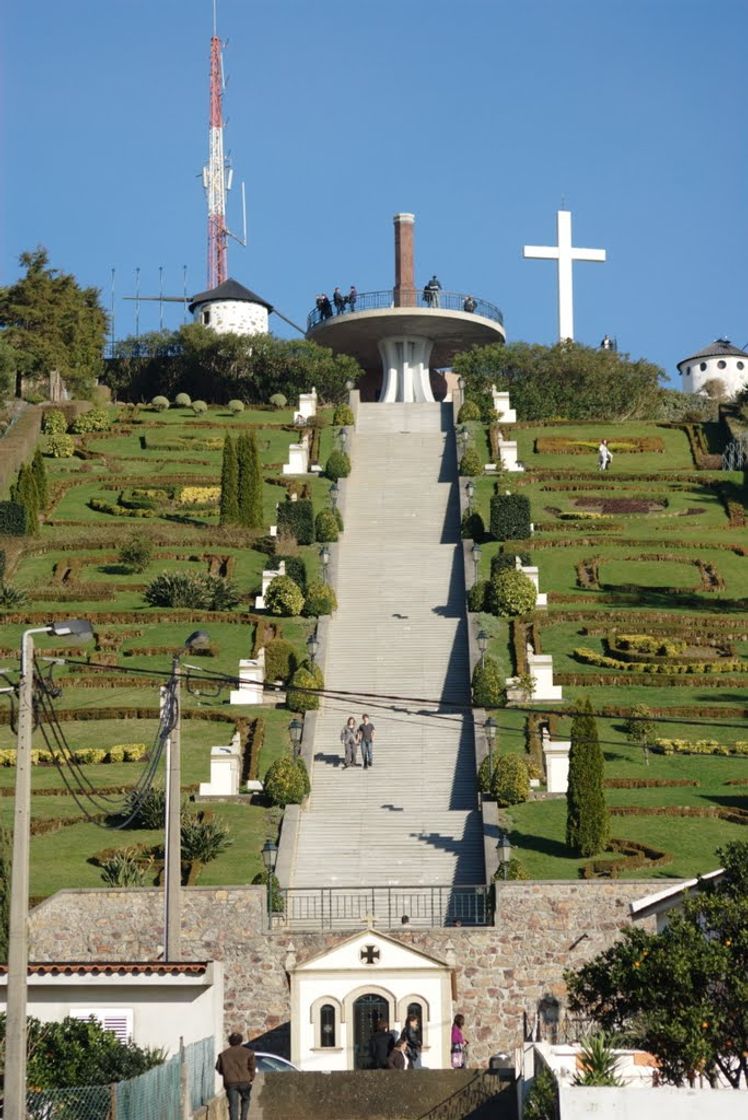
[237,431,264,530]
[31,448,48,511]
[16,464,39,535]
[219,434,239,526]
[565,698,609,856]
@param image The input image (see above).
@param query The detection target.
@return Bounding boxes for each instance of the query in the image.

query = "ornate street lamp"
[329,482,339,512]
[496,830,512,880]
[306,632,319,667]
[471,542,482,582]
[484,716,497,772]
[320,545,330,584]
[465,480,475,511]
[477,629,488,668]
[288,718,303,757]
[261,840,279,927]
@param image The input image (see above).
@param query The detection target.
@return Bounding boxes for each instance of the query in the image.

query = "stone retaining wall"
[29,880,661,1066]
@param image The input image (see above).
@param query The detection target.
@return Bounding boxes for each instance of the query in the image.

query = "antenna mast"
[205,2,228,287]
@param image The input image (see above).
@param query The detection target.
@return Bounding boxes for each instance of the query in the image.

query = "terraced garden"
[0,400,340,898]
[467,416,748,879]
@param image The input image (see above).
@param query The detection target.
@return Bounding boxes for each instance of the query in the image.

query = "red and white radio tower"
[203,3,244,288]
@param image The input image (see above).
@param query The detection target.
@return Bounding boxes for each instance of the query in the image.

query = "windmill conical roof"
[188,278,273,313]
[678,338,748,366]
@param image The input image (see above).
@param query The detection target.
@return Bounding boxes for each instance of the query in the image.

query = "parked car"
[245,1049,299,1072]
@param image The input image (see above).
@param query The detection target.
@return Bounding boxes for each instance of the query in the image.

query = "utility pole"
[164,657,182,961]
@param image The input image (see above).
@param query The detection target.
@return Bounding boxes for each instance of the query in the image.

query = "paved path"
[289,403,484,895]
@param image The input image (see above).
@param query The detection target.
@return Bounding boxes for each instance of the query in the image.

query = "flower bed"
[534,435,664,454]
[653,738,748,757]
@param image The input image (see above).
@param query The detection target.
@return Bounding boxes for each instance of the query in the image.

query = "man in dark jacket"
[216,1032,256,1120]
[369,1019,396,1068]
[388,1037,409,1069]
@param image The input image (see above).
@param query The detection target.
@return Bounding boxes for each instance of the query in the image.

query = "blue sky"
[3,0,746,384]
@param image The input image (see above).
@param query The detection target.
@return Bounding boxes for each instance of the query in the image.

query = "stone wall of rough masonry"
[28,881,661,1065]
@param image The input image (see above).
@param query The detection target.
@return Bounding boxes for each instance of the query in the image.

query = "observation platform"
[306,289,505,402]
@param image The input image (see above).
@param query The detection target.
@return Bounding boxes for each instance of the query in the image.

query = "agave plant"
[99,848,150,888]
[0,583,28,608]
[180,812,232,864]
[572,1031,624,1087]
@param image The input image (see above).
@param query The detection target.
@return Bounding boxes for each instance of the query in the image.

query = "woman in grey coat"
[340,717,359,768]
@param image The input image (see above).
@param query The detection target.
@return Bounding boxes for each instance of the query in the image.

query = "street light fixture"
[465,480,475,510]
[306,632,319,667]
[471,542,482,582]
[329,482,339,512]
[338,428,348,450]
[320,545,330,584]
[496,830,512,880]
[477,629,488,667]
[288,718,303,758]
[457,375,465,392]
[484,716,497,772]
[261,839,279,927]
[6,619,93,1120]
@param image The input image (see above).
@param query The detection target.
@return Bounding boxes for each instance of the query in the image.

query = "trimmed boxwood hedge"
[489,493,531,540]
[0,501,27,536]
[277,499,314,545]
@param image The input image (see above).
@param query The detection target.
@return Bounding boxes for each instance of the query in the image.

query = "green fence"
[23,1036,216,1120]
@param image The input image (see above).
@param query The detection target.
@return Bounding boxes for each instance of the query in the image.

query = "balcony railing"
[307,289,504,331]
[272,884,493,930]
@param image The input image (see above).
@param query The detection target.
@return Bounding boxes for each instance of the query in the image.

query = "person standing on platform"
[358,714,375,769]
[347,285,357,311]
[333,287,345,314]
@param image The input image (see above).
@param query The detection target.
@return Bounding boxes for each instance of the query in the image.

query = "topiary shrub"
[263,638,298,683]
[467,579,488,613]
[461,510,485,540]
[277,499,314,545]
[264,755,310,807]
[0,502,27,536]
[174,392,192,408]
[192,400,208,414]
[70,407,111,433]
[495,857,529,881]
[325,449,351,480]
[144,571,240,610]
[490,493,531,540]
[471,656,505,707]
[42,409,68,434]
[333,403,355,426]
[315,509,339,542]
[488,568,537,617]
[459,447,483,477]
[45,433,76,458]
[269,393,287,409]
[228,399,245,413]
[265,575,305,617]
[491,754,530,806]
[457,400,481,422]
[251,869,284,912]
[151,395,170,412]
[478,752,497,795]
[302,580,337,617]
[270,554,307,593]
[286,666,321,712]
[118,536,153,573]
[490,551,531,579]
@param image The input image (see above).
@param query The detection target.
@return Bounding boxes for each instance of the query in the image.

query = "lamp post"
[306,631,319,668]
[484,716,497,774]
[320,545,330,584]
[329,482,339,512]
[458,427,469,458]
[465,480,475,512]
[496,830,512,880]
[477,629,488,668]
[288,718,303,759]
[471,542,482,583]
[6,619,93,1120]
[338,428,348,451]
[261,839,279,928]
[164,630,210,964]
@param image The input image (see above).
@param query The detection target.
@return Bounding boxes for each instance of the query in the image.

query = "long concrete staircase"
[287,403,485,920]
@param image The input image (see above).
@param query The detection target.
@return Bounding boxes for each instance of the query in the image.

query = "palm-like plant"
[572,1032,624,1086]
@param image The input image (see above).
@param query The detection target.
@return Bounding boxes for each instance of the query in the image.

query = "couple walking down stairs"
[288,402,485,906]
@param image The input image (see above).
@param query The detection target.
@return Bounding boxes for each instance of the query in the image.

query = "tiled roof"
[0,962,210,977]
[679,338,748,365]
[188,278,273,312]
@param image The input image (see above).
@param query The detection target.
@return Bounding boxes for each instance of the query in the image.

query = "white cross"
[523,209,606,341]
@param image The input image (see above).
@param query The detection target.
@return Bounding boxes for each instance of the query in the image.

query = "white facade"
[0,963,224,1060]
[193,298,269,336]
[289,929,454,1072]
[678,339,748,397]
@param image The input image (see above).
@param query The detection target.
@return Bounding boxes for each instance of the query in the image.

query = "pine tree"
[31,447,48,511]
[219,434,239,526]
[566,698,609,856]
[237,431,264,530]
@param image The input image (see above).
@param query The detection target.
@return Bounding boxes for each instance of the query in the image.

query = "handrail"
[306,289,504,332]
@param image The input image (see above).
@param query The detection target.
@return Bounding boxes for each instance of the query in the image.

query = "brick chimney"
[393,212,415,307]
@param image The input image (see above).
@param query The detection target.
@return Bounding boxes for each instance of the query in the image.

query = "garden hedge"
[277,499,314,545]
[489,493,531,540]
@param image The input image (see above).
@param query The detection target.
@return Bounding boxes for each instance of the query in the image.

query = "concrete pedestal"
[283,437,310,475]
[543,734,571,793]
[229,649,266,705]
[198,742,242,796]
[491,388,517,423]
[497,437,524,472]
[378,336,435,403]
[295,387,317,424]
[515,557,548,608]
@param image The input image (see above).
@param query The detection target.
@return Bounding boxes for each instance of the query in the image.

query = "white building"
[189,277,272,336]
[677,338,748,397]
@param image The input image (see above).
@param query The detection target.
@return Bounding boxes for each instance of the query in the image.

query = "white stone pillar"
[198,743,242,796]
[543,734,571,793]
[378,336,435,403]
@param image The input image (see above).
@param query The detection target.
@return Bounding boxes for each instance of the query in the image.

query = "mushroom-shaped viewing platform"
[306,289,505,402]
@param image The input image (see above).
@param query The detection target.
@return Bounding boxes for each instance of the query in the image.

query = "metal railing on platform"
[274,884,492,929]
[306,289,504,331]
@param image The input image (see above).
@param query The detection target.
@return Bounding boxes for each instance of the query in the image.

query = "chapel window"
[320,1003,336,1048]
[718,360,727,369]
[700,362,707,371]
[738,362,745,371]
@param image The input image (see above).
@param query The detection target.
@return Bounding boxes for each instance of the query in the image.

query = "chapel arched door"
[352,993,388,1069]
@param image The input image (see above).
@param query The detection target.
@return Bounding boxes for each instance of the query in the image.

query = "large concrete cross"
[523,209,606,341]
